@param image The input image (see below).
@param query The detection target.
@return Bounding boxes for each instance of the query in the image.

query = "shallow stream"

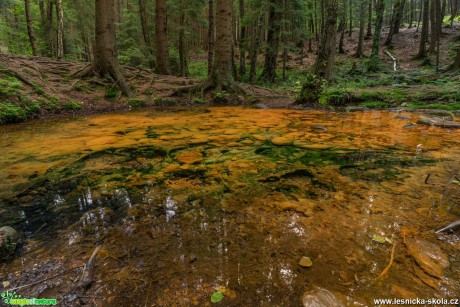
[0,107,459,306]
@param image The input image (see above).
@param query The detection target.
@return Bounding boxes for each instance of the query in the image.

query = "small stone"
[0,226,19,259]
[299,256,313,267]
[2,281,10,288]
[302,288,345,307]
[406,238,449,278]
[175,150,203,164]
[271,137,292,146]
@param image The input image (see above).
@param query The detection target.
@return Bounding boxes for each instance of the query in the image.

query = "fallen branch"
[76,245,102,289]
[435,220,460,233]
[384,50,397,71]
[377,242,396,280]
[0,67,36,87]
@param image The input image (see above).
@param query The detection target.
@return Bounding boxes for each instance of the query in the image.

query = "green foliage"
[0,76,22,96]
[188,60,207,79]
[62,100,83,111]
[210,291,224,303]
[0,102,27,124]
[319,88,353,106]
[296,74,327,104]
[128,98,147,108]
[359,101,391,109]
[105,87,118,99]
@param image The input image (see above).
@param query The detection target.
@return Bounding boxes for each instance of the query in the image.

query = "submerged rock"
[406,238,449,278]
[417,117,460,128]
[80,207,114,235]
[302,288,345,307]
[299,256,313,267]
[0,226,19,259]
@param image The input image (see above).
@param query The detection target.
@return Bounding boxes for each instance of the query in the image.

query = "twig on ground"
[377,242,396,280]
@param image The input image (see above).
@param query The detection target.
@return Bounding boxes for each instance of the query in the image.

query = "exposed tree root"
[76,245,102,289]
[174,77,246,97]
[435,220,460,233]
[0,66,36,87]
[377,242,396,280]
[70,64,132,97]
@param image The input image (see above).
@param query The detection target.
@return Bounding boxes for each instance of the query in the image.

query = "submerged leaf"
[372,234,393,244]
[211,291,224,303]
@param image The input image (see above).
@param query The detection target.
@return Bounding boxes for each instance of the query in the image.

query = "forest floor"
[0,24,460,125]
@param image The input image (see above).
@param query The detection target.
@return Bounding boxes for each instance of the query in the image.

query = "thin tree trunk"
[56,0,64,59]
[260,0,281,83]
[355,0,365,56]
[393,0,406,33]
[349,0,353,36]
[239,0,246,79]
[408,0,414,28]
[155,0,171,74]
[47,1,54,57]
[449,44,460,70]
[365,0,372,37]
[207,0,215,75]
[428,0,438,52]
[339,0,347,53]
[249,13,263,84]
[25,0,38,56]
[368,0,385,71]
[415,0,429,58]
[451,0,458,25]
[139,0,155,69]
[179,13,187,77]
[314,0,339,80]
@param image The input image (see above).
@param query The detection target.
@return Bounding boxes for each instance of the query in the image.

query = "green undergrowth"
[0,74,83,124]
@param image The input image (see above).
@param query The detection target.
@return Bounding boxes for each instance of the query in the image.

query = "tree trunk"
[385,0,405,46]
[238,0,246,79]
[207,0,215,75]
[408,0,414,28]
[313,0,339,80]
[349,0,353,36]
[415,0,429,58]
[367,0,385,71]
[449,44,460,70]
[47,1,55,57]
[338,0,347,53]
[365,0,372,37]
[139,0,155,69]
[451,0,458,25]
[25,0,38,56]
[260,0,281,83]
[249,12,263,84]
[179,13,187,77]
[56,0,64,59]
[77,0,132,96]
[428,0,439,53]
[355,0,365,56]
[155,0,171,74]
[393,0,405,33]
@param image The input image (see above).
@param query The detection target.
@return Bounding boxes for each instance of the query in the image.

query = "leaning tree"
[73,0,132,96]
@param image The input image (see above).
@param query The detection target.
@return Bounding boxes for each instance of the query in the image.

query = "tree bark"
[179,13,187,77]
[349,0,353,37]
[449,44,460,70]
[238,0,246,79]
[139,0,155,69]
[313,0,339,81]
[367,0,385,71]
[415,0,429,58]
[428,0,440,53]
[47,1,55,57]
[24,0,38,56]
[56,0,64,59]
[385,0,405,46]
[365,0,372,37]
[75,0,132,96]
[207,0,215,75]
[249,12,263,84]
[260,0,281,83]
[355,0,365,56]
[155,0,171,74]
[338,0,347,53]
[451,0,458,25]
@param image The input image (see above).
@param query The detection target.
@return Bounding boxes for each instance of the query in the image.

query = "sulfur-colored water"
[0,107,459,306]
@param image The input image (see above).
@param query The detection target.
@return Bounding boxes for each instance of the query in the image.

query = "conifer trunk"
[139,0,155,69]
[25,0,38,56]
[260,0,281,83]
[367,0,385,71]
[415,0,429,58]
[56,0,64,59]
[207,0,215,75]
[155,0,171,74]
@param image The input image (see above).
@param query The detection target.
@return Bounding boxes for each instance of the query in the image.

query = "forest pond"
[0,107,459,306]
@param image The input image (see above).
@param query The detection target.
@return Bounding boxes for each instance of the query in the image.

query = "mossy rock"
[0,226,20,260]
